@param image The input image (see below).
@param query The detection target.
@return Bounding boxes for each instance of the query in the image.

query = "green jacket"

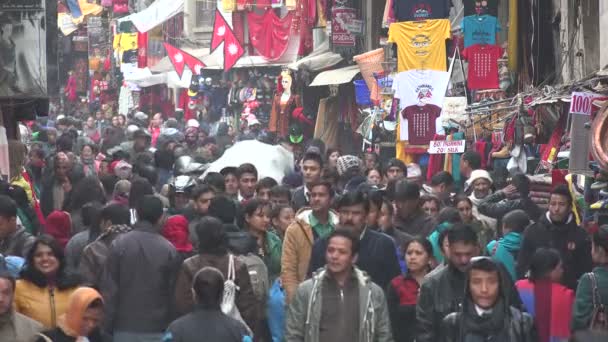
[264,230,283,282]
[572,266,608,331]
[285,267,394,342]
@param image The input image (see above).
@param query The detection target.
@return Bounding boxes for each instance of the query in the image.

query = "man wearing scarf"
[440,258,536,342]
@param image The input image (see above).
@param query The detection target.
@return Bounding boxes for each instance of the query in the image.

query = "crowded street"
[1,0,608,341]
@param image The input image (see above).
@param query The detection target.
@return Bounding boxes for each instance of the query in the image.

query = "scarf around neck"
[462,297,509,342]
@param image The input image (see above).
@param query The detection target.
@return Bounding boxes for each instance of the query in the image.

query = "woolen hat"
[336,155,361,176]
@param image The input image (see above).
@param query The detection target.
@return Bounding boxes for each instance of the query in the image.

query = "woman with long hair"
[387,237,434,342]
[516,248,574,342]
[454,195,495,248]
[14,235,81,328]
[243,199,282,281]
[62,176,106,234]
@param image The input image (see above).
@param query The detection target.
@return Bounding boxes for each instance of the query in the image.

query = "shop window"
[195,0,216,32]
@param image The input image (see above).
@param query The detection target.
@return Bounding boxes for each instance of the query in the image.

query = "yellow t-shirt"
[113,33,138,52]
[388,19,451,72]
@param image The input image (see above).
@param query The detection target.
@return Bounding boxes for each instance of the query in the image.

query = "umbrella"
[202,140,294,183]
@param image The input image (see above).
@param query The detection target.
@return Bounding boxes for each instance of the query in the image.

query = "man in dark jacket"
[516,185,592,290]
[440,258,536,342]
[101,195,179,342]
[0,195,35,258]
[393,180,435,237]
[478,173,542,227]
[291,150,322,212]
[308,190,401,290]
[165,267,251,342]
[416,224,480,342]
[417,224,524,342]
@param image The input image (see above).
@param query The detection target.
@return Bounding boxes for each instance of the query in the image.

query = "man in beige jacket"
[0,266,42,341]
[281,181,338,302]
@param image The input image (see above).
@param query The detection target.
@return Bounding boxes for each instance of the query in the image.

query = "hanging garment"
[393,0,451,22]
[383,0,395,28]
[64,75,77,102]
[426,134,446,181]
[137,32,148,68]
[401,104,442,144]
[387,19,451,72]
[392,69,450,109]
[462,44,503,90]
[247,10,294,61]
[118,85,134,115]
[314,96,339,149]
[222,0,237,11]
[316,0,327,26]
[461,14,501,47]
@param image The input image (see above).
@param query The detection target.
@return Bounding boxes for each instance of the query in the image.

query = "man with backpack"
[174,216,260,334]
[164,267,252,342]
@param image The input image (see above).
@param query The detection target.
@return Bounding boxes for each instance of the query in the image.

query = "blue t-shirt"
[461,15,501,47]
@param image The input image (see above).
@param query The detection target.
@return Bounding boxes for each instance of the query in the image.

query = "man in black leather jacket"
[440,258,536,342]
[416,224,523,342]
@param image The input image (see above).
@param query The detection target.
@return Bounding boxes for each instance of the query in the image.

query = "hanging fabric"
[247,10,294,61]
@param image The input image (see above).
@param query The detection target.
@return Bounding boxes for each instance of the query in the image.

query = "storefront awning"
[309,65,361,86]
[288,41,343,72]
[117,0,184,33]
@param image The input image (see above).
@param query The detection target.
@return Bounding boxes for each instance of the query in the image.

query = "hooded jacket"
[516,212,592,290]
[487,232,522,281]
[44,211,72,250]
[281,208,339,302]
[37,287,108,342]
[440,260,536,342]
[162,215,194,258]
[99,220,179,333]
[285,267,394,342]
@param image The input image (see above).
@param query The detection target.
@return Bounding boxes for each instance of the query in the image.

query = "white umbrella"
[203,140,294,183]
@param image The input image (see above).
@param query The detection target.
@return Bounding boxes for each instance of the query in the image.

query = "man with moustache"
[308,190,401,290]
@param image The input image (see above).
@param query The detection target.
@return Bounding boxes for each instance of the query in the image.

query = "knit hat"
[161,215,193,253]
[468,169,493,185]
[336,155,361,176]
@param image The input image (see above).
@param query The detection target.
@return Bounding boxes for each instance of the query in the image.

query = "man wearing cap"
[468,170,497,231]
[384,158,407,183]
[393,180,435,237]
[0,262,42,341]
[336,155,363,192]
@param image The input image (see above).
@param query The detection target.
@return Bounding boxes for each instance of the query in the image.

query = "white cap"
[186,119,200,128]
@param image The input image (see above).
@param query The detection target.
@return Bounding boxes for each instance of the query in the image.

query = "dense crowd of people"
[0,112,607,342]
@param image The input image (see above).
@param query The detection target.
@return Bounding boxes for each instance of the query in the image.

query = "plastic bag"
[267,279,286,342]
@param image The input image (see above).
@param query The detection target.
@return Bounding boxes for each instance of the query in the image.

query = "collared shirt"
[309,212,335,240]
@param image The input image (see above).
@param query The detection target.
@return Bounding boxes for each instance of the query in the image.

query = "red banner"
[331,7,356,47]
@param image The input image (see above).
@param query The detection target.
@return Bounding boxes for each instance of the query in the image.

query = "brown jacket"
[280,208,339,303]
[174,253,259,330]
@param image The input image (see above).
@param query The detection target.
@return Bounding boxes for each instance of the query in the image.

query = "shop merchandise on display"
[388,19,451,72]
[401,104,442,144]
[461,14,500,47]
[464,0,499,16]
[393,0,451,22]
[463,44,503,90]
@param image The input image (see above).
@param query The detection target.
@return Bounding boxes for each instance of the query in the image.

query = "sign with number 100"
[569,92,594,115]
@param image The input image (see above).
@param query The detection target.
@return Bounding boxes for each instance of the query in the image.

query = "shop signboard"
[331,7,357,46]
[428,140,465,154]
[0,0,47,98]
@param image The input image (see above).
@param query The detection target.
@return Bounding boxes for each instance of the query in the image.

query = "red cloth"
[138,32,148,68]
[162,215,193,253]
[247,10,294,61]
[474,140,487,168]
[44,211,72,250]
[65,75,77,102]
[401,104,441,145]
[463,44,502,90]
[426,134,445,181]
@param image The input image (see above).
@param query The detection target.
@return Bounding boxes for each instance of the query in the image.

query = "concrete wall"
[601,1,608,69]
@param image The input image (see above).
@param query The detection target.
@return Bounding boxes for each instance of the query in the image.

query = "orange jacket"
[14,279,77,329]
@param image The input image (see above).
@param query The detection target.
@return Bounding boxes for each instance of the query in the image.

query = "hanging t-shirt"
[402,104,442,144]
[394,0,450,22]
[388,19,451,72]
[464,0,499,16]
[461,15,500,47]
[392,69,449,140]
[463,44,502,89]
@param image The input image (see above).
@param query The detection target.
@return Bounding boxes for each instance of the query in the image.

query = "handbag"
[588,272,608,331]
[222,254,253,335]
